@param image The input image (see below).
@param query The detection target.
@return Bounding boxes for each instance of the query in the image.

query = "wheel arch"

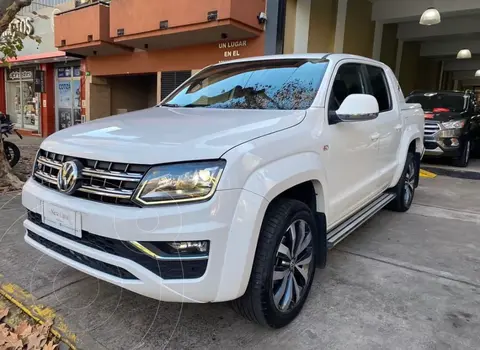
[390,129,423,188]
[266,180,328,269]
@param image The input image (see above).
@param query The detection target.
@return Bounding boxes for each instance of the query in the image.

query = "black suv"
[406,90,480,167]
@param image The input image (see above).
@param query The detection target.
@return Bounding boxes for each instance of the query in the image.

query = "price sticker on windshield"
[424,113,434,119]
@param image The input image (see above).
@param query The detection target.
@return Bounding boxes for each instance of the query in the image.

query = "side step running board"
[327,193,396,249]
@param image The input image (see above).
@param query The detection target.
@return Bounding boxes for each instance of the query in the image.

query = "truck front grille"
[33,149,149,206]
[424,121,440,137]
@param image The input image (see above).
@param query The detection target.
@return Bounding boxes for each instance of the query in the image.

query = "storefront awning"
[6,51,79,65]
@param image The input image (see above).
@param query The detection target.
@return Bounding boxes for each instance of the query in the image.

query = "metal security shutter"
[161,71,192,100]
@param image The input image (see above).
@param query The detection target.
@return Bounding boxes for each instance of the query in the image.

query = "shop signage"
[7,68,34,81]
[34,70,45,93]
[57,66,82,78]
[218,40,248,62]
[1,17,34,38]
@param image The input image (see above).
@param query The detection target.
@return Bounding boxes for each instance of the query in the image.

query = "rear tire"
[231,199,319,328]
[3,141,20,168]
[387,152,416,212]
[453,140,470,168]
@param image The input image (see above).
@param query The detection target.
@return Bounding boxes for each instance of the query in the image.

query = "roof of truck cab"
[212,53,385,66]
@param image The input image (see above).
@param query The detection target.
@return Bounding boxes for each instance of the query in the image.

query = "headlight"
[133,160,226,206]
[442,119,465,129]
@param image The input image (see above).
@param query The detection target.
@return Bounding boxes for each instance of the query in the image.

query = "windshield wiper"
[185,104,207,108]
[161,103,180,107]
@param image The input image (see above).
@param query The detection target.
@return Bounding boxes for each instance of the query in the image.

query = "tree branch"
[0,0,32,35]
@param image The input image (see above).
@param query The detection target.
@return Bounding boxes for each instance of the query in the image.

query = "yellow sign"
[420,169,437,178]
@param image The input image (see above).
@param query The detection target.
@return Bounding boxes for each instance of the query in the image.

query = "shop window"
[56,66,82,130]
[5,67,40,132]
[161,71,191,101]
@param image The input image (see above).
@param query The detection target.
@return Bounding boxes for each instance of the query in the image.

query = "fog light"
[167,241,209,253]
[451,138,459,146]
[129,240,209,260]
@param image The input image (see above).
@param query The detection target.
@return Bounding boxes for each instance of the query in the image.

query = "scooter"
[1,113,22,168]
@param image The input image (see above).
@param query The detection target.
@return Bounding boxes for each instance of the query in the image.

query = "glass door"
[5,67,40,132]
[21,80,40,130]
[56,66,82,130]
[6,81,22,126]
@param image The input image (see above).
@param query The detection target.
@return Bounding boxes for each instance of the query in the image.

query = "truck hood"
[424,111,467,123]
[41,107,306,164]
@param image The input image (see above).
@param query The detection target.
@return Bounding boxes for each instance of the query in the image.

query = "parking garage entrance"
[88,71,193,120]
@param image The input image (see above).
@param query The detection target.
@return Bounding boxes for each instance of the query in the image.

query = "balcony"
[109,0,265,50]
[54,1,131,56]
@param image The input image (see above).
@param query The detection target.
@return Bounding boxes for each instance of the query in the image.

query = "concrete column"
[156,72,162,103]
[84,75,91,121]
[438,61,444,90]
[293,0,311,53]
[265,0,280,55]
[453,79,459,90]
[395,39,404,78]
[333,0,348,53]
[372,21,383,60]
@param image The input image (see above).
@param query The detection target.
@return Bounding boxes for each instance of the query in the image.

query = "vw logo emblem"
[57,160,83,194]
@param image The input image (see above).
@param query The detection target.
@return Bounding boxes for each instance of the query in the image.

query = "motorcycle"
[1,113,22,168]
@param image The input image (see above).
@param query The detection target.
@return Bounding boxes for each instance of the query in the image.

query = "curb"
[421,166,480,181]
[0,280,77,350]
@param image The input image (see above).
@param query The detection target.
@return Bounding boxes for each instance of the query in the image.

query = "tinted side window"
[329,63,366,111]
[365,65,391,112]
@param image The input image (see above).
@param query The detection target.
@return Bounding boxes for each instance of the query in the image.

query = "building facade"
[0,1,87,137]
[40,0,450,126]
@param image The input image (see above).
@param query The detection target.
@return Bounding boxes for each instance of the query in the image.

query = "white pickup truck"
[22,54,424,328]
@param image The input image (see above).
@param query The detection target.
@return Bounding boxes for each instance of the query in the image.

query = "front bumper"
[424,141,463,158]
[423,127,464,158]
[22,179,268,303]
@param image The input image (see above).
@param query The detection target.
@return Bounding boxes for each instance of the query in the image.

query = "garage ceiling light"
[457,49,472,59]
[419,7,441,25]
[475,70,480,77]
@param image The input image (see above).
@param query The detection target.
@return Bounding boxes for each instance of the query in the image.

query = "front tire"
[231,199,318,328]
[3,141,20,168]
[387,152,416,212]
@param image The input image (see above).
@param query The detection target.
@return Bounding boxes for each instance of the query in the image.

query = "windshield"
[406,93,467,112]
[161,59,329,110]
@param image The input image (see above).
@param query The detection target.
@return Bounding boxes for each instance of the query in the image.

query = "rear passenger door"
[364,64,401,189]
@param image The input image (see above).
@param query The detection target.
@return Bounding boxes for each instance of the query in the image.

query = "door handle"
[370,132,380,141]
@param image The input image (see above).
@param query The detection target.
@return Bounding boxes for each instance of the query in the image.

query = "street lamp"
[419,7,441,25]
[457,49,472,59]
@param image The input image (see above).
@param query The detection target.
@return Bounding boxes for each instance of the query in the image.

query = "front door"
[325,62,381,227]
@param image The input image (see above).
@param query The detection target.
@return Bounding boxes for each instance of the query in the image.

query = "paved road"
[1,175,479,350]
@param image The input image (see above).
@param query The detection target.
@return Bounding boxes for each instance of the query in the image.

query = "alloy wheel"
[404,161,415,207]
[272,219,314,312]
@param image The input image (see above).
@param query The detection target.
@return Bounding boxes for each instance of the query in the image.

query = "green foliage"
[0,30,42,65]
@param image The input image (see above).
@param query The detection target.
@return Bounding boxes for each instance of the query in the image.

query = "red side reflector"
[424,113,434,119]
[433,107,450,112]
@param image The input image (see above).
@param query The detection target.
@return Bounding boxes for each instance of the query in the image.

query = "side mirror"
[335,94,379,122]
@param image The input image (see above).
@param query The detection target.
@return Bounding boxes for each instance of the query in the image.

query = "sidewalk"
[7,136,43,182]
